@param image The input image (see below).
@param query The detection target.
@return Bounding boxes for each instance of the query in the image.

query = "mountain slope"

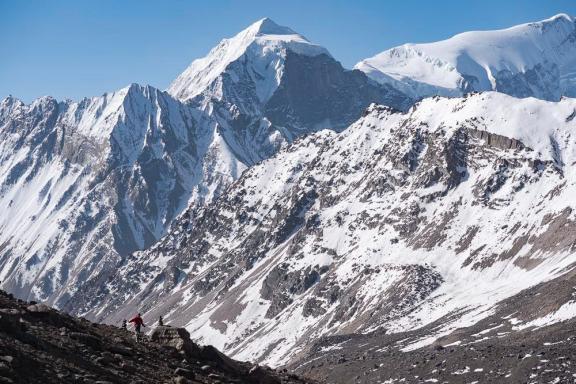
[356,14,576,100]
[293,268,576,383]
[100,92,576,367]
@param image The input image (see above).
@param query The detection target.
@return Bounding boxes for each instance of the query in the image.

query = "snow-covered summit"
[165,17,409,165]
[245,17,300,36]
[532,12,574,25]
[355,14,576,100]
[168,18,330,102]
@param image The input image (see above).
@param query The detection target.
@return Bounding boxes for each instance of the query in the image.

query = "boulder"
[119,361,136,373]
[247,365,282,384]
[26,304,51,314]
[0,312,24,335]
[173,367,194,379]
[107,345,132,357]
[149,326,201,357]
[69,332,102,349]
[198,345,242,373]
[149,326,244,374]
[95,351,116,366]
[0,309,23,315]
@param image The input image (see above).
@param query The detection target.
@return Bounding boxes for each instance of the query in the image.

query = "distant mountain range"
[2,14,576,382]
[0,17,408,312]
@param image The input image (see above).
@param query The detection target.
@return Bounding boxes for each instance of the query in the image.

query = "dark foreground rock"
[0,290,313,384]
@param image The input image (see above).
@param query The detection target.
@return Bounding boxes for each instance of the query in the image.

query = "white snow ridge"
[356,13,576,100]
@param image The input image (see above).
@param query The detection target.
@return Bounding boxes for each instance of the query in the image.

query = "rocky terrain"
[0,289,311,384]
[3,13,576,384]
[293,267,576,384]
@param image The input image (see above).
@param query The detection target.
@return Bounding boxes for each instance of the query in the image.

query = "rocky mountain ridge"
[94,92,576,368]
[3,14,576,383]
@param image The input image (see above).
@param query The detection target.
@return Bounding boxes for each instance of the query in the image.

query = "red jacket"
[128,315,144,327]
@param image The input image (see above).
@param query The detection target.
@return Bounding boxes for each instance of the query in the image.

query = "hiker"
[128,313,146,342]
[158,316,164,326]
[121,319,127,330]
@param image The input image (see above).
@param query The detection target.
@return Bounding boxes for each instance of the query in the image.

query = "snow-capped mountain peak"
[245,17,297,36]
[164,17,409,166]
[167,18,330,102]
[535,12,574,25]
[355,13,576,101]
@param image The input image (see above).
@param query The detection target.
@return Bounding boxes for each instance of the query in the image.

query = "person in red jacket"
[128,313,146,342]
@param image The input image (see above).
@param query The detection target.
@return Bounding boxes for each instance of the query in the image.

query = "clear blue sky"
[1,0,575,102]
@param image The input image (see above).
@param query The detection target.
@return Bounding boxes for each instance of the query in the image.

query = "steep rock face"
[356,14,576,100]
[98,93,576,366]
[264,52,409,134]
[0,85,215,310]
